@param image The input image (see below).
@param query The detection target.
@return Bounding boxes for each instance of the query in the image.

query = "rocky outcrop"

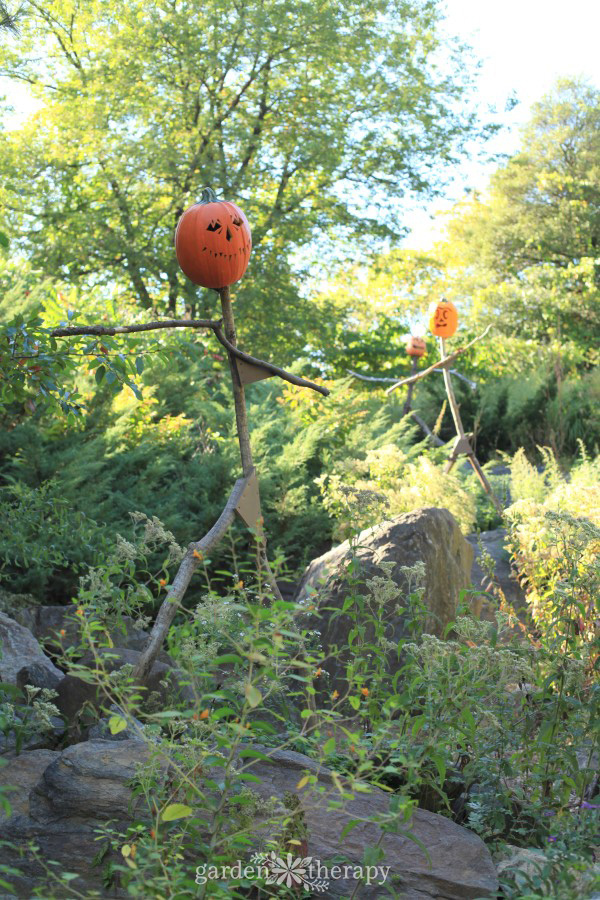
[0,741,498,899]
[0,612,63,685]
[0,740,153,897]
[12,605,160,658]
[55,647,194,724]
[219,746,498,899]
[294,509,473,690]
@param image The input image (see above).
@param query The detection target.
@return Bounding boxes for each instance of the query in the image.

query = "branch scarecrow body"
[50,188,329,682]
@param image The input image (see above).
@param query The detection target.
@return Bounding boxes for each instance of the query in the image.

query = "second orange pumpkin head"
[175,187,252,290]
[406,335,426,358]
[429,298,458,338]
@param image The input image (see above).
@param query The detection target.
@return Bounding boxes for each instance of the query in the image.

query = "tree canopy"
[0,0,479,357]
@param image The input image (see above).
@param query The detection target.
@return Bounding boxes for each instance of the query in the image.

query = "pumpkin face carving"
[406,335,426,358]
[429,298,458,338]
[175,187,252,289]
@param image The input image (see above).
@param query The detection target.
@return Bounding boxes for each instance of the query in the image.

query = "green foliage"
[0,480,107,598]
[7,507,595,899]
[0,0,480,358]
[506,446,600,642]
[317,442,477,538]
[0,684,60,755]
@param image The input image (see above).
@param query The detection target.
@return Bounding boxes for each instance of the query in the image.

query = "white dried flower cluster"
[114,535,138,562]
[404,632,535,703]
[129,512,184,564]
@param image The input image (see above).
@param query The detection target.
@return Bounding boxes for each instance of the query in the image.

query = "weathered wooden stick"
[132,470,254,682]
[385,325,492,393]
[408,411,445,447]
[439,337,503,515]
[212,324,329,396]
[348,367,476,389]
[50,319,220,337]
[402,357,419,415]
[219,287,283,602]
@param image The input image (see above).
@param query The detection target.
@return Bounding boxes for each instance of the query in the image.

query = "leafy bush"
[317,443,477,539]
[506,446,600,642]
[0,481,107,599]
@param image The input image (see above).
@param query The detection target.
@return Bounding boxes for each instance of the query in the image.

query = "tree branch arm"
[385,325,492,394]
[211,324,330,396]
[50,319,221,337]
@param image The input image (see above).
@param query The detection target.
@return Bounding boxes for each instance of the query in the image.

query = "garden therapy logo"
[251,852,328,892]
[194,852,390,891]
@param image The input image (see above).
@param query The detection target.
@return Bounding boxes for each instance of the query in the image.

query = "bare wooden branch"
[50,319,221,337]
[132,470,255,683]
[212,324,329,396]
[348,368,476,390]
[385,325,493,394]
[408,411,445,447]
[219,289,254,476]
[50,318,330,396]
[438,337,503,515]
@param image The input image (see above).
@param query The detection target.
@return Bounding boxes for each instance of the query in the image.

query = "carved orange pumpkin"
[406,335,426,358]
[429,298,458,338]
[175,187,252,289]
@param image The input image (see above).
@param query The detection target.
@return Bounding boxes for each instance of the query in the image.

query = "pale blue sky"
[404,0,600,247]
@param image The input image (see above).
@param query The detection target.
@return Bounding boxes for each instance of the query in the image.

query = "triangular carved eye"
[231,216,243,227]
[206,221,222,232]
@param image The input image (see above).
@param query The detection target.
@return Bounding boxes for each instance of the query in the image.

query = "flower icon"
[265,852,312,889]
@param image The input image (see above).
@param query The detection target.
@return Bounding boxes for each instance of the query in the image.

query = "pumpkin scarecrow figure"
[46,187,329,679]
[349,299,501,515]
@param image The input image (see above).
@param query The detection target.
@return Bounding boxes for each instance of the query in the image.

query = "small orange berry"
[75,608,84,617]
[59,629,66,637]
[159,578,167,587]
[314,667,323,677]
[236,580,244,590]
[192,549,203,560]
[361,687,369,697]
[199,709,209,720]
[150,829,156,839]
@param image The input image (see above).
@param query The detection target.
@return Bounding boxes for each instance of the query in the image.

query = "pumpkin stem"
[199,186,219,204]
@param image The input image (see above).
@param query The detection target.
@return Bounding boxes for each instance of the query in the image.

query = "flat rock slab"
[0,741,498,899]
[0,740,151,897]
[216,746,498,899]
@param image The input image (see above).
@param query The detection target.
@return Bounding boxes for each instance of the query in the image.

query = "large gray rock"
[0,612,63,685]
[294,509,473,690]
[0,749,58,822]
[16,661,62,693]
[218,746,498,899]
[0,740,152,897]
